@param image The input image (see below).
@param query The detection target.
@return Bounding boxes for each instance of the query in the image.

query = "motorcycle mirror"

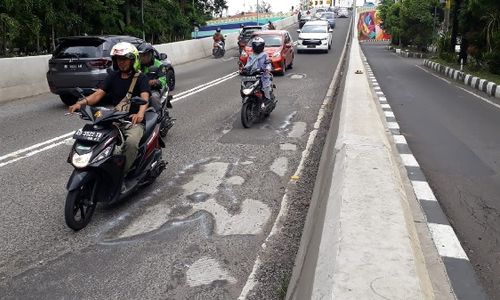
[159,53,168,60]
[131,96,148,106]
[296,29,301,33]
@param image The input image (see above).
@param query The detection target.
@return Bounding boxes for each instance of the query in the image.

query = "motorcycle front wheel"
[241,102,256,128]
[64,179,98,231]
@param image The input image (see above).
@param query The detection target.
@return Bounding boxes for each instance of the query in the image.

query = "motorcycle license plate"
[73,129,104,142]
[242,76,258,81]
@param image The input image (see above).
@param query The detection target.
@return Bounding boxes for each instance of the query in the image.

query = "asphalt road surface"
[0,19,350,299]
[362,43,500,299]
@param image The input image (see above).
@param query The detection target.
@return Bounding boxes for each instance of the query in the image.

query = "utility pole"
[141,0,145,40]
[257,0,259,25]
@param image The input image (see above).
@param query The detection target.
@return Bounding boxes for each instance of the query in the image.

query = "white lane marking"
[455,85,500,110]
[270,157,288,177]
[416,65,451,84]
[379,96,387,101]
[411,181,437,202]
[374,86,381,90]
[376,91,384,95]
[418,65,500,110]
[381,103,391,109]
[0,73,239,168]
[0,138,71,168]
[172,73,239,102]
[393,134,407,144]
[384,111,395,118]
[172,72,238,99]
[428,223,469,259]
[0,132,74,162]
[400,153,420,167]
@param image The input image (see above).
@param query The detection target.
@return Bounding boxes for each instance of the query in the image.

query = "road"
[0,19,350,299]
[362,43,500,299]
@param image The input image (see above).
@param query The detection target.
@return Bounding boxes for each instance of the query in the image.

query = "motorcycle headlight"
[272,51,281,58]
[91,146,113,164]
[241,51,248,58]
[242,88,254,95]
[72,151,92,168]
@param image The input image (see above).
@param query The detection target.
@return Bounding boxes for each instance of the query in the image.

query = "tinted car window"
[54,40,104,59]
[260,35,283,47]
[321,13,335,20]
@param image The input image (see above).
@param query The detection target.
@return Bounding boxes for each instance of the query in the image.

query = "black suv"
[46,35,175,105]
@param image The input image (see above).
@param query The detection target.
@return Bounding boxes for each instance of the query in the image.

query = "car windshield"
[302,25,328,33]
[260,35,282,47]
[54,40,103,59]
[321,13,335,20]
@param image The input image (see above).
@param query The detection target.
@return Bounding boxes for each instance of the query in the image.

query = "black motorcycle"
[213,41,226,58]
[65,95,166,230]
[239,69,277,128]
[146,66,175,137]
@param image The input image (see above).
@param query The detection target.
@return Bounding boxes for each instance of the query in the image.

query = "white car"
[338,7,349,18]
[296,20,333,53]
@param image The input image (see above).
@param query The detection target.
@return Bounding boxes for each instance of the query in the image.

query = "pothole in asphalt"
[187,257,236,287]
[105,159,271,240]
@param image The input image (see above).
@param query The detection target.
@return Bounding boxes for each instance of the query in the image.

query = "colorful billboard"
[357,8,391,41]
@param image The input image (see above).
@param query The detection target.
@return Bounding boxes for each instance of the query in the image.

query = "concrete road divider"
[0,16,296,104]
[0,55,52,103]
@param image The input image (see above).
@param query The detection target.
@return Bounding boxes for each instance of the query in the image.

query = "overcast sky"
[226,0,301,15]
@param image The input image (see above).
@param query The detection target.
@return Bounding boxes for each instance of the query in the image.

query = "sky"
[225,0,301,15]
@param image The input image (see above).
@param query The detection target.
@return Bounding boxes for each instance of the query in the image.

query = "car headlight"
[72,152,92,168]
[272,51,281,58]
[91,146,112,164]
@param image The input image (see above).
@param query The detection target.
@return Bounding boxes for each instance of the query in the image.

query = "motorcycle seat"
[140,110,158,145]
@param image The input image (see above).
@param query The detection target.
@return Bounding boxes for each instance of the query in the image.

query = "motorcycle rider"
[267,20,276,30]
[244,36,274,108]
[213,27,225,49]
[68,42,150,175]
[137,42,173,125]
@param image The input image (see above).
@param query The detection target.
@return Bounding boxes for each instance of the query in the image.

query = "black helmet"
[251,36,265,54]
[137,42,154,54]
[216,27,221,32]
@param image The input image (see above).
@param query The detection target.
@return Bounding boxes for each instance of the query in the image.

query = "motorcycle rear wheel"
[64,180,98,231]
[241,102,256,128]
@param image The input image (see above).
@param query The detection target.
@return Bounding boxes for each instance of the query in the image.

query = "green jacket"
[141,58,167,90]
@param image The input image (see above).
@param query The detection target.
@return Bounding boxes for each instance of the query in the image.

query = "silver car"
[46,35,175,105]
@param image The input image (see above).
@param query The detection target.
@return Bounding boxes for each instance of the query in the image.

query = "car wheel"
[328,43,331,50]
[166,69,175,91]
[60,95,77,106]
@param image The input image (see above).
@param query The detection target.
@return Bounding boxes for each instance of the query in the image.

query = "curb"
[423,59,500,99]
[393,48,428,59]
[364,57,488,300]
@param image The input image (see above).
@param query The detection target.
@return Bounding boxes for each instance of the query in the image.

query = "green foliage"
[0,0,227,56]
[379,0,437,49]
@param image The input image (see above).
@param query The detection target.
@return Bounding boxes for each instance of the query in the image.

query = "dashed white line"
[381,103,391,109]
[387,122,399,130]
[379,96,387,101]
